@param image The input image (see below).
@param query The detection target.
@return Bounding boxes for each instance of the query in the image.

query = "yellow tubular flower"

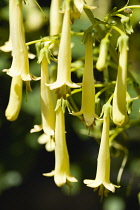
[49,0,62,55]
[72,32,96,126]
[30,55,55,136]
[112,34,129,126]
[43,105,77,187]
[50,0,62,36]
[4,0,32,81]
[5,75,23,121]
[49,1,80,97]
[40,55,55,135]
[84,105,120,196]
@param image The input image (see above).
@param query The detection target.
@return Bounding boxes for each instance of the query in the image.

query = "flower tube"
[43,103,77,187]
[84,105,120,196]
[5,75,23,121]
[31,55,55,136]
[50,0,62,36]
[112,34,129,126]
[49,1,80,97]
[40,55,55,135]
[72,32,96,126]
[49,0,62,55]
[4,0,32,81]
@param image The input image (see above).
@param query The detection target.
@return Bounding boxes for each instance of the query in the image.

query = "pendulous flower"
[43,102,77,187]
[49,0,62,55]
[40,55,55,135]
[3,0,35,81]
[31,54,55,136]
[50,0,62,36]
[84,105,120,196]
[112,34,129,126]
[72,32,96,126]
[5,75,23,121]
[48,1,80,97]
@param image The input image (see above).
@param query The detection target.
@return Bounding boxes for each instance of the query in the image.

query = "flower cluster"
[1,0,140,198]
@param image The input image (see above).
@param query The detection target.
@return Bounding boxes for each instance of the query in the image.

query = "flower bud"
[96,37,110,71]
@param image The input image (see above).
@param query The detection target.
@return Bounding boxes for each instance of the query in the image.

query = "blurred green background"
[0,0,140,209]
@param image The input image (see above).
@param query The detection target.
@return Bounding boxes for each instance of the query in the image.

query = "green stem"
[117,5,140,13]
[112,26,125,35]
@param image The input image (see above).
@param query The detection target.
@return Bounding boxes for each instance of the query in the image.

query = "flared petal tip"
[84,179,120,194]
[43,170,55,177]
[38,133,49,144]
[31,74,41,81]
[67,176,78,183]
[67,82,81,89]
[83,179,101,188]
[85,118,94,127]
[7,70,31,81]
[3,69,40,81]
[48,81,80,91]
[104,182,120,193]
[45,141,55,152]
[55,176,66,187]
[3,69,18,77]
[0,41,12,52]
[47,81,63,90]
[28,52,36,59]
[84,113,98,127]
[83,179,94,185]
[71,110,83,116]
[55,175,78,187]
[43,127,55,136]
[30,124,42,133]
[38,133,55,151]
